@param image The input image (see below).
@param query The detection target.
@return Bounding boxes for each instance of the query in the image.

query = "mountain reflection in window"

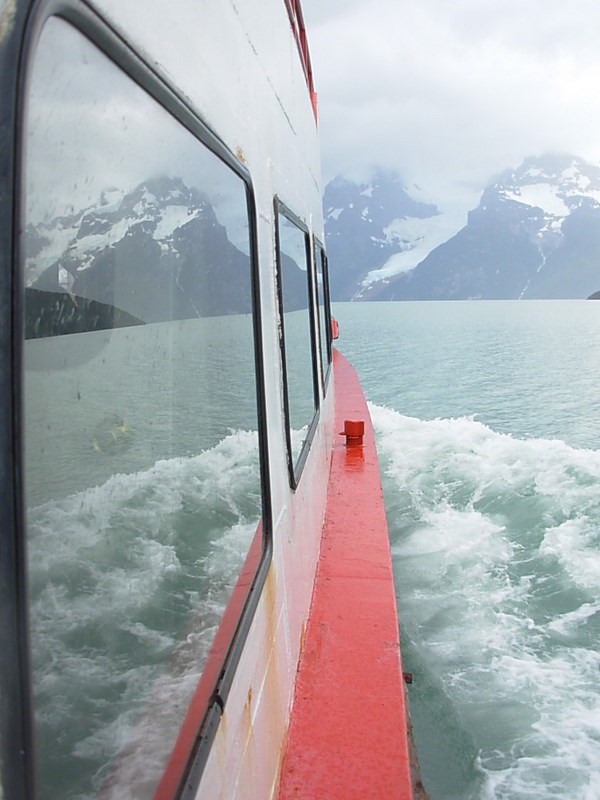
[24,39,252,337]
[23,17,260,800]
[25,172,253,337]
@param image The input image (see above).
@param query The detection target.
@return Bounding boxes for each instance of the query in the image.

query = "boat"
[0,0,424,798]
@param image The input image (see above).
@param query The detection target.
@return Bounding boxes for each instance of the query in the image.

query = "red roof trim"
[284,0,318,123]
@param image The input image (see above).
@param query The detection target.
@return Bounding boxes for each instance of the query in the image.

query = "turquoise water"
[25,318,261,799]
[25,299,600,798]
[334,300,600,800]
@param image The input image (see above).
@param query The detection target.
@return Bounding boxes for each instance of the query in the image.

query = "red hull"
[278,349,415,799]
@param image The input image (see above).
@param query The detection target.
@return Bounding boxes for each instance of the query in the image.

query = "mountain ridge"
[325,154,600,301]
[324,169,440,300]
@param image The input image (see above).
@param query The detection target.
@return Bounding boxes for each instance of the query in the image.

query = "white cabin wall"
[91,0,331,795]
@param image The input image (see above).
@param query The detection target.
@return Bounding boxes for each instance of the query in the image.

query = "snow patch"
[153,205,194,240]
[560,164,591,191]
[503,183,569,217]
[25,223,80,281]
[71,217,135,255]
[132,191,159,216]
[99,189,125,213]
[362,206,466,285]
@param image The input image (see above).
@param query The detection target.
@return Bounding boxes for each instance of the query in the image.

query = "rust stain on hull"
[299,620,306,659]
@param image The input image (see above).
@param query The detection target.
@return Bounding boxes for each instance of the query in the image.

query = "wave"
[370,404,600,799]
[28,429,260,800]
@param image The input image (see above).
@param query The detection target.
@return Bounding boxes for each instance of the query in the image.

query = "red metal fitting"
[340,419,364,446]
[331,317,339,340]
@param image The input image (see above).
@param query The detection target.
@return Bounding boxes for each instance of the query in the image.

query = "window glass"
[23,18,261,800]
[315,243,332,386]
[277,209,316,475]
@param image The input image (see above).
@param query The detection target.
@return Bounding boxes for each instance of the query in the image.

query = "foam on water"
[371,403,600,799]
[28,429,260,800]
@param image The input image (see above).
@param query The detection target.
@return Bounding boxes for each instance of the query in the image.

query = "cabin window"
[22,16,263,800]
[314,240,332,391]
[275,203,318,485]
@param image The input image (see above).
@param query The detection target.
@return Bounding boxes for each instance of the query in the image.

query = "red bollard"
[340,419,364,446]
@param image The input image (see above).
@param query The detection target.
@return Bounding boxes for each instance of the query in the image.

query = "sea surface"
[25,317,261,799]
[333,300,600,800]
[24,299,600,799]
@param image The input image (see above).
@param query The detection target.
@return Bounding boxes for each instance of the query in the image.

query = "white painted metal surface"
[88,0,333,796]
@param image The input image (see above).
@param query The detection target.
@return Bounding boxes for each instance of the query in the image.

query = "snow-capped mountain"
[24,176,266,337]
[26,178,206,286]
[366,154,600,301]
[323,170,441,300]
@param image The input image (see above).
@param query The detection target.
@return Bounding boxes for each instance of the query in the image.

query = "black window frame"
[313,236,333,393]
[0,1,273,798]
[274,198,320,489]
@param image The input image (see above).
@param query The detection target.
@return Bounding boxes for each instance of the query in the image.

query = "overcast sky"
[301,0,600,214]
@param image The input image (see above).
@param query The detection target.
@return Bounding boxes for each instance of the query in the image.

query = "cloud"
[25,16,245,227]
[302,0,600,209]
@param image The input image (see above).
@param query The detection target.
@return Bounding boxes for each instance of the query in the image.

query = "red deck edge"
[154,521,264,800]
[277,349,414,799]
